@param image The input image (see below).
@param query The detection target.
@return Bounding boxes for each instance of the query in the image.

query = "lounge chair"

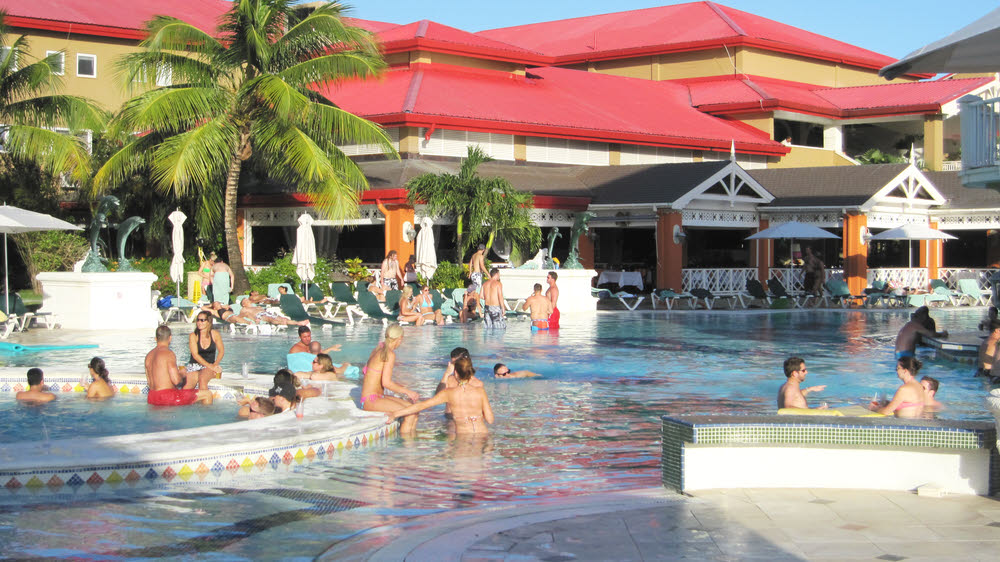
[356,290,396,324]
[213,271,231,305]
[304,284,341,319]
[863,280,903,308]
[689,288,739,310]
[162,296,198,322]
[0,311,17,339]
[267,283,293,300]
[0,293,34,332]
[278,292,341,326]
[820,280,866,308]
[767,279,812,308]
[926,279,961,306]
[744,280,773,308]
[384,289,402,316]
[611,291,645,311]
[651,289,694,310]
[958,278,992,306]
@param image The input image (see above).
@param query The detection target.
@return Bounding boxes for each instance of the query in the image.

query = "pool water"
[0,393,239,442]
[0,309,994,558]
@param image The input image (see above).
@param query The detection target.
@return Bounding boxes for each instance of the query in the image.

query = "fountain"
[36,197,160,330]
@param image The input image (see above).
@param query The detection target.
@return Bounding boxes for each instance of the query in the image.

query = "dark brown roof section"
[750,164,909,207]
[924,170,1000,210]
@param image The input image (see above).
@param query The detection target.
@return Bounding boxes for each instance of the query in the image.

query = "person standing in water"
[388,356,494,434]
[545,271,560,329]
[86,357,113,399]
[360,324,420,434]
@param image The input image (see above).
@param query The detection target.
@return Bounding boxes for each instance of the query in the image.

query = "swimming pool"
[0,308,993,558]
[0,393,238,442]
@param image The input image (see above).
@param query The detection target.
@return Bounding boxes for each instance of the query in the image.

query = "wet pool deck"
[321,487,1000,561]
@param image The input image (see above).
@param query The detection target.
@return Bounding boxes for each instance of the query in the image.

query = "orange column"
[843,213,869,294]
[920,221,942,281]
[656,210,684,291]
[577,233,595,269]
[381,205,415,265]
[752,218,771,283]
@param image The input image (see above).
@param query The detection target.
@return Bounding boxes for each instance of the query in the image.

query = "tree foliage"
[406,145,541,262]
[855,148,906,165]
[94,0,397,293]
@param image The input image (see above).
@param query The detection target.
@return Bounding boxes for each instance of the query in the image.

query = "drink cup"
[242,362,249,379]
[295,400,305,418]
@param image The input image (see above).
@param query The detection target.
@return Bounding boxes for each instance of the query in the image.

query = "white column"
[823,125,844,152]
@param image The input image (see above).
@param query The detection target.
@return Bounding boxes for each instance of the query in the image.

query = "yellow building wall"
[654,49,734,80]
[10,28,141,112]
[734,112,774,139]
[593,56,653,80]
[423,52,523,74]
[738,47,916,87]
[767,145,855,168]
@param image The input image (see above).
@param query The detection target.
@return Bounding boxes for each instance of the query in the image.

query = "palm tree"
[407,145,541,263]
[0,12,105,183]
[94,0,397,293]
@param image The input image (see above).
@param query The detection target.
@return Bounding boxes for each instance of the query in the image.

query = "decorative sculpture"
[543,227,561,269]
[516,248,547,269]
[82,196,121,272]
[115,216,146,271]
[563,211,596,269]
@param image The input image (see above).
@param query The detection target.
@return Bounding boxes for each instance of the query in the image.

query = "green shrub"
[12,231,89,291]
[108,254,201,295]
[430,261,467,290]
[246,255,348,296]
[343,257,371,281]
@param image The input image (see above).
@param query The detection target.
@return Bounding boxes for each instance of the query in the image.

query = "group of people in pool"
[777,355,942,418]
[15,357,120,403]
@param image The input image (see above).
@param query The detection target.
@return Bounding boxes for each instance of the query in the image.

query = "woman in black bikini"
[178,312,225,391]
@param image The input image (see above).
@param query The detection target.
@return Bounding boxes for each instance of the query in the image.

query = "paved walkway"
[320,487,1000,561]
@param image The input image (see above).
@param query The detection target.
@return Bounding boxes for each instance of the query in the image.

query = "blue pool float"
[0,342,99,353]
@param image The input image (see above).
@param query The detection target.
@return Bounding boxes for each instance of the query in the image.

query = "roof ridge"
[415,20,429,38]
[741,77,774,101]
[402,69,424,113]
[705,1,747,37]
[814,76,992,93]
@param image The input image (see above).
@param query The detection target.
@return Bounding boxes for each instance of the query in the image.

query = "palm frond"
[150,118,236,194]
[113,86,231,137]
[5,125,92,180]
[141,16,224,58]
[279,52,385,91]
[92,135,158,193]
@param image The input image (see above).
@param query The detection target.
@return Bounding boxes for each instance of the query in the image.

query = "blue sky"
[348,0,996,59]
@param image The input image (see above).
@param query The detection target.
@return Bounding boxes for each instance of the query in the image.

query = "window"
[45,51,64,75]
[155,64,172,87]
[76,54,96,78]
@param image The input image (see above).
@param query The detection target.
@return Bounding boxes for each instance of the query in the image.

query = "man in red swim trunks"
[145,325,213,406]
[545,271,560,329]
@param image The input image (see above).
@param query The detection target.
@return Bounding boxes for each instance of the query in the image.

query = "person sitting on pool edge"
[16,368,55,403]
[494,363,541,379]
[521,283,553,331]
[895,306,948,360]
[145,325,213,406]
[86,357,114,399]
[777,356,826,410]
[388,356,494,435]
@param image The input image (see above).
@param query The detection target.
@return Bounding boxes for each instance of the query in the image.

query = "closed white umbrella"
[0,204,81,314]
[415,217,437,281]
[292,213,317,294]
[168,210,186,297]
[869,223,957,267]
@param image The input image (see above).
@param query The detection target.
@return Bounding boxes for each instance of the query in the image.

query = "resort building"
[5,0,1000,293]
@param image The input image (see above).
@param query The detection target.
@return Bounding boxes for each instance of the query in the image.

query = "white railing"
[941,160,963,171]
[767,268,844,293]
[959,94,1000,170]
[939,268,997,289]
[867,268,928,290]
[681,268,757,294]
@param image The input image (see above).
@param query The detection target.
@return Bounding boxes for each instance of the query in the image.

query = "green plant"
[106,254,201,295]
[245,255,343,295]
[12,231,89,291]
[855,148,906,165]
[94,0,397,295]
[343,258,371,281]
[429,261,466,290]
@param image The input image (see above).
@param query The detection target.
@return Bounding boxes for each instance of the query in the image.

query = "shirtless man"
[15,368,55,403]
[436,347,483,394]
[895,306,948,360]
[545,271,560,329]
[777,356,826,409]
[494,363,541,378]
[481,268,506,329]
[521,283,553,331]
[145,325,212,406]
[921,376,943,412]
[460,282,480,323]
[289,325,341,354]
[978,320,1000,377]
[389,357,494,435]
[211,258,235,293]
[468,244,487,288]
[380,250,403,291]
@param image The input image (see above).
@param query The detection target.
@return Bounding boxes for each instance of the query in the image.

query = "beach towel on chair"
[213,272,231,305]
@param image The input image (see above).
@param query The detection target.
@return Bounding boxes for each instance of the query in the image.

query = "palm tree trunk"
[455,215,464,262]
[224,152,250,294]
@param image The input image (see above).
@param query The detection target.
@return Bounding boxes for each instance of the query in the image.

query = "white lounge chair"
[651,289,695,310]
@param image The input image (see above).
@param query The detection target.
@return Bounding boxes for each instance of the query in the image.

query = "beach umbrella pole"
[3,232,8,315]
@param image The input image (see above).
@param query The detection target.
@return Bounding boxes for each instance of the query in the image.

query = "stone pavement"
[320,487,1000,561]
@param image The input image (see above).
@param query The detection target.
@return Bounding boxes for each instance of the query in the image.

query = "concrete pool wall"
[662,415,1000,495]
[0,370,393,494]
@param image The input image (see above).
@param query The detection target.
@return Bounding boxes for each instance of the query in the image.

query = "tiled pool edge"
[0,373,394,495]
[662,415,1000,495]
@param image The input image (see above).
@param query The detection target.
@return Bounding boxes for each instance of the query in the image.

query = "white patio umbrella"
[880,7,1000,79]
[168,210,186,297]
[292,213,317,295]
[868,223,957,267]
[746,221,840,285]
[414,216,437,281]
[0,204,81,313]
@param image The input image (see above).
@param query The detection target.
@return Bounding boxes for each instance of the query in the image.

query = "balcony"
[958,94,1000,188]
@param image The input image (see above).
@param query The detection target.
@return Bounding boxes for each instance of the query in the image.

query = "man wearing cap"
[269,369,300,413]
[468,244,487,288]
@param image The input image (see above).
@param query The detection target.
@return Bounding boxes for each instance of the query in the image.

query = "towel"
[287,352,315,373]
[213,272,231,305]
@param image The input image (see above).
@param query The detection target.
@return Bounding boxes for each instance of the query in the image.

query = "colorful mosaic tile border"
[0,375,247,402]
[661,415,999,493]
[0,422,396,495]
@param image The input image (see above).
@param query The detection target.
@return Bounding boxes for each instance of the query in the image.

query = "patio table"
[596,271,644,291]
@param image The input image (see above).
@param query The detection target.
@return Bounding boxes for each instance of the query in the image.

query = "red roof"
[370,20,545,63]
[682,75,994,118]
[0,0,228,38]
[321,63,785,155]
[478,1,919,75]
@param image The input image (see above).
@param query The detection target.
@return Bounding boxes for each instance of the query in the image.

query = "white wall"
[525,137,609,165]
[419,128,515,160]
